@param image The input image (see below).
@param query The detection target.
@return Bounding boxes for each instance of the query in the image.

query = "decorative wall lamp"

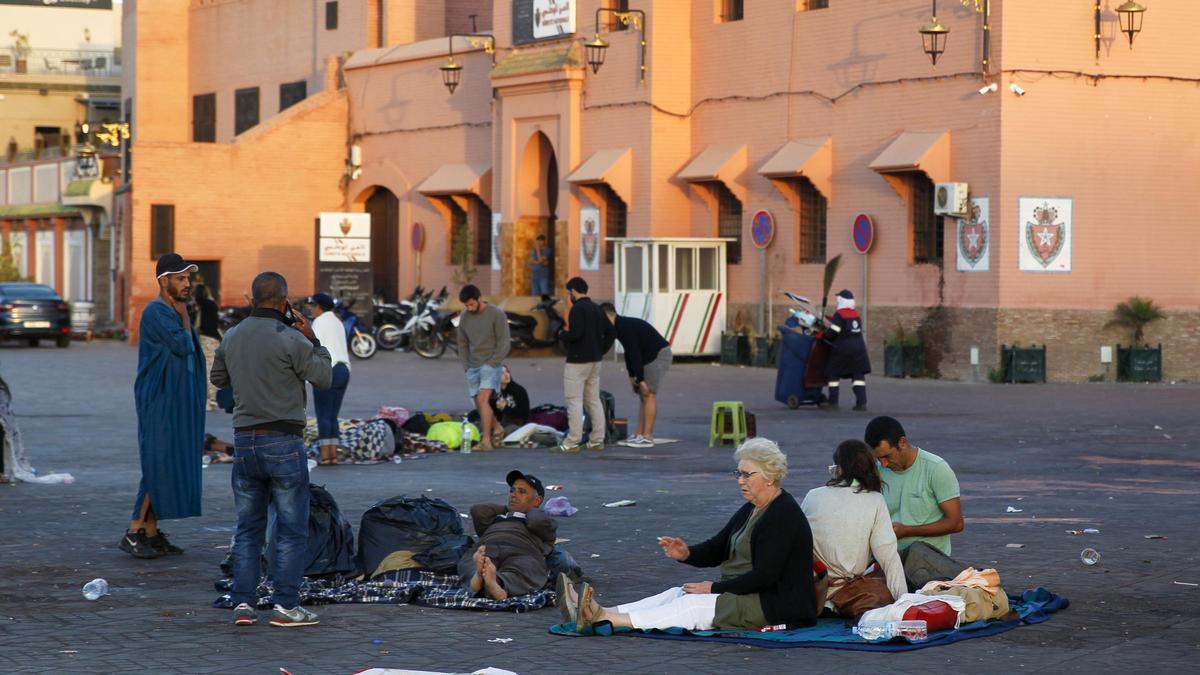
[918,0,950,66]
[583,7,647,81]
[1115,1,1146,47]
[440,33,495,94]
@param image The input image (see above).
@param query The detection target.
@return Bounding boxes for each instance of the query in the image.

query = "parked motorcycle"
[333,296,377,359]
[373,286,425,351]
[506,295,566,351]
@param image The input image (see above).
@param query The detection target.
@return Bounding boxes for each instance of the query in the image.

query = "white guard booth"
[611,238,730,356]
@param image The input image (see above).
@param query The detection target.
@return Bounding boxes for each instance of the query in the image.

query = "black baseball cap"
[306,293,335,311]
[506,470,545,497]
[155,253,198,279]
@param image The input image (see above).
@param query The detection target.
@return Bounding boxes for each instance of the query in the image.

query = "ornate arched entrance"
[514,131,558,294]
[364,186,400,302]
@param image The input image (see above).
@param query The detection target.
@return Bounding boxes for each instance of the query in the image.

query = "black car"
[0,283,72,348]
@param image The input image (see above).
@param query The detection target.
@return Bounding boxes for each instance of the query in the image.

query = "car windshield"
[0,285,61,301]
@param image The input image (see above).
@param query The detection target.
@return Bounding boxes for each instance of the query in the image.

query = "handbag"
[830,565,894,620]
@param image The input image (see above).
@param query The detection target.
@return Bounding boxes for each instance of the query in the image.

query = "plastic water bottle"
[1080,548,1100,565]
[82,578,109,601]
[460,415,473,454]
[854,619,928,642]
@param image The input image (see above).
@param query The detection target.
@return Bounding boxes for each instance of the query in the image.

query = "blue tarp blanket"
[213,569,555,613]
[548,588,1068,651]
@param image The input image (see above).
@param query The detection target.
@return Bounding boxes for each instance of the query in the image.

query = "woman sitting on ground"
[562,438,817,632]
[489,364,530,443]
[801,439,907,616]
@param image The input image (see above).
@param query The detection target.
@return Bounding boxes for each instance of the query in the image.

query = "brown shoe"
[573,583,596,632]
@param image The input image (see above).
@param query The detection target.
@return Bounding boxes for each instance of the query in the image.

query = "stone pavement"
[0,341,1197,674]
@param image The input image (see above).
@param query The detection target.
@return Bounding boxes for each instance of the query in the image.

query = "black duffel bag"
[357,495,470,577]
[305,483,359,577]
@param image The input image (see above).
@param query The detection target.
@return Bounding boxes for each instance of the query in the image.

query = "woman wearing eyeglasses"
[559,437,817,632]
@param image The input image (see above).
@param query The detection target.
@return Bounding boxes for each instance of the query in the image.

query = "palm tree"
[1106,297,1166,345]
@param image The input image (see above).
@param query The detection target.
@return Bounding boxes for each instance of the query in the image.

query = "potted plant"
[1107,296,1166,382]
[1000,343,1046,383]
[9,31,30,74]
[883,323,922,378]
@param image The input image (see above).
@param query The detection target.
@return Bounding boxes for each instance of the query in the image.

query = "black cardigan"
[682,489,817,627]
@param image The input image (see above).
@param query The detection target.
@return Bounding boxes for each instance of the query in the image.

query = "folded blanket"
[213,569,554,612]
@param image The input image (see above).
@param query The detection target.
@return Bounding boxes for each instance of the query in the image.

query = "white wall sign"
[491,212,502,271]
[319,238,371,263]
[319,212,371,239]
[533,0,576,39]
[1018,197,1072,272]
[579,206,600,272]
[956,197,989,272]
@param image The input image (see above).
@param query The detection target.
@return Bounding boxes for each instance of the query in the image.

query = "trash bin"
[70,301,95,334]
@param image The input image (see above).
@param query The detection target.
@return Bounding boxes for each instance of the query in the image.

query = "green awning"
[65,179,95,197]
[0,204,82,218]
[491,42,582,78]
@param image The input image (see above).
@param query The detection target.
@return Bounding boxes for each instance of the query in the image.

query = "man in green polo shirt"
[865,416,968,589]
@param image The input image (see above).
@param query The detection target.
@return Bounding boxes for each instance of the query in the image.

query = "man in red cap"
[121,253,206,559]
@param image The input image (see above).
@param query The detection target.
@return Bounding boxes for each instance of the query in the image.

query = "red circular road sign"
[751,210,775,249]
[852,214,874,254]
[411,222,426,252]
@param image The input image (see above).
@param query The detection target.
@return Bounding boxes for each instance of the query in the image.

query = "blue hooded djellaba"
[132,298,206,520]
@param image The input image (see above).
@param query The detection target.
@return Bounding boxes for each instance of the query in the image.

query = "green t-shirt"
[880,448,960,555]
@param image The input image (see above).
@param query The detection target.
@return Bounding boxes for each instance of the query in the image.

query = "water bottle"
[460,415,472,454]
[82,578,109,601]
[854,619,928,642]
[1080,548,1100,565]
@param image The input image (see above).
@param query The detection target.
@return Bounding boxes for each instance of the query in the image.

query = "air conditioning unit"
[934,182,969,217]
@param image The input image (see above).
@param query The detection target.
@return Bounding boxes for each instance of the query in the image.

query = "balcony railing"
[0,49,121,78]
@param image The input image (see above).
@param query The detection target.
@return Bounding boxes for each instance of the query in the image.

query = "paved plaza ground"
[0,341,1197,674]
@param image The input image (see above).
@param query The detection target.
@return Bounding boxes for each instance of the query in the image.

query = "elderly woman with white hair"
[559,438,818,632]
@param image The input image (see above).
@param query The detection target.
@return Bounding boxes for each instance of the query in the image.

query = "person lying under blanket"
[559,438,818,632]
[457,470,557,600]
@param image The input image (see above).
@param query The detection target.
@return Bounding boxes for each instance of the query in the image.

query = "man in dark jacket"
[458,470,557,600]
[556,277,615,452]
[824,289,871,411]
[601,303,671,448]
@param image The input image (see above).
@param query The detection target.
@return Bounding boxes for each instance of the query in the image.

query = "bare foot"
[469,546,487,594]
[480,556,507,600]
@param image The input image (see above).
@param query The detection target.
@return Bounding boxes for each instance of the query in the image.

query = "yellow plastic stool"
[710,401,747,447]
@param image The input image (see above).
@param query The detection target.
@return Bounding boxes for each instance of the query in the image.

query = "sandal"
[573,583,596,632]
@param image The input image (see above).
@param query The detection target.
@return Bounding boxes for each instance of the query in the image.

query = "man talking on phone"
[211,272,332,627]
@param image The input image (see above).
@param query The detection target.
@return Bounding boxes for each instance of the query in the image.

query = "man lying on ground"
[457,470,557,600]
[865,416,968,589]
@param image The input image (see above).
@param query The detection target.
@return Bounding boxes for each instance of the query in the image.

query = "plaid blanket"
[212,569,555,613]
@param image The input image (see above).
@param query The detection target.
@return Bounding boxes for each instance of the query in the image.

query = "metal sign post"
[751,210,775,336]
[851,214,875,330]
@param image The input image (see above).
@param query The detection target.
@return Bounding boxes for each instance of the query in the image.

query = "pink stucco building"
[120,1,1200,381]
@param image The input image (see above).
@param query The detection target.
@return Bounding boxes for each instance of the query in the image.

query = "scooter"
[506,295,566,350]
[373,286,425,351]
[333,297,377,359]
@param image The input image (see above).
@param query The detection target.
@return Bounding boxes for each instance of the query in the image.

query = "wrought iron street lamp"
[1115,1,1146,47]
[919,1,950,66]
[585,7,647,81]
[440,33,495,95]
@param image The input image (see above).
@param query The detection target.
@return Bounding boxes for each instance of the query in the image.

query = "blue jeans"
[313,363,350,442]
[531,274,551,297]
[230,432,309,609]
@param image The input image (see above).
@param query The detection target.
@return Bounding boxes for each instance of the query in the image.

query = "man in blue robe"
[120,253,206,559]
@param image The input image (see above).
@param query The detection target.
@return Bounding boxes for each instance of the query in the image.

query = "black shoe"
[119,529,163,559]
[147,531,184,555]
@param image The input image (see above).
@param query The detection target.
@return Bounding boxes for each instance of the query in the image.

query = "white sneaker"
[624,434,645,445]
[626,437,654,449]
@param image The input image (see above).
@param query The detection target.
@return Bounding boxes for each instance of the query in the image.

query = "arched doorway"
[515,131,558,294]
[365,187,400,302]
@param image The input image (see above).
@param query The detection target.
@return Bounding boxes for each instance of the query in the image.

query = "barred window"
[721,0,744,22]
[279,80,307,112]
[192,93,215,143]
[794,177,827,263]
[909,173,944,264]
[597,184,627,264]
[234,87,259,135]
[150,205,174,260]
[447,198,468,266]
[712,181,742,264]
[475,200,493,266]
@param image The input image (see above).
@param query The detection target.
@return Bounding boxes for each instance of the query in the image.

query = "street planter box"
[1000,344,1046,383]
[1117,344,1162,382]
[720,333,750,366]
[884,343,924,378]
[753,336,780,368]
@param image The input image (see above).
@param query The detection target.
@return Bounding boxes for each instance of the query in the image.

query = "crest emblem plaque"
[1018,197,1072,272]
[956,198,989,271]
[579,206,600,271]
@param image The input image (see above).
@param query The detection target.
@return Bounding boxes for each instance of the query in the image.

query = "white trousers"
[616,586,718,631]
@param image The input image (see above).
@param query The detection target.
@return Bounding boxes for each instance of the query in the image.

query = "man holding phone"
[211,272,332,627]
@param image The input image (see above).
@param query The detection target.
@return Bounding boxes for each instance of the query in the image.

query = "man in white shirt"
[306,294,352,465]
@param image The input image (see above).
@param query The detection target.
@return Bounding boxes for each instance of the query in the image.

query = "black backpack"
[583,390,622,443]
